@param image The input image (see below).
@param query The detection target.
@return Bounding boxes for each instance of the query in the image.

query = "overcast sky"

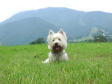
[0,0,112,22]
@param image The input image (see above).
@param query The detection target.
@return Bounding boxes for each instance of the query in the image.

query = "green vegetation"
[0,43,112,84]
[94,35,107,42]
[30,37,45,44]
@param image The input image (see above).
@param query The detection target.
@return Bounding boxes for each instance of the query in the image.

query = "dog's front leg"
[42,58,50,63]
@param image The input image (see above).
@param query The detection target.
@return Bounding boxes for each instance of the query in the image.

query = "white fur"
[42,29,68,63]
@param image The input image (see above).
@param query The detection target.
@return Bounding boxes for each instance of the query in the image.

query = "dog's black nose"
[55,43,58,46]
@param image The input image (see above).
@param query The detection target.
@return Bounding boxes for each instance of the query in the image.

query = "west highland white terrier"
[42,29,68,63]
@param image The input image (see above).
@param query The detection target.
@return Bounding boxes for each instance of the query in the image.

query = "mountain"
[0,17,56,45]
[0,7,112,45]
[1,7,90,38]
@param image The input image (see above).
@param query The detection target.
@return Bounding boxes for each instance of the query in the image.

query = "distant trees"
[87,31,107,42]
[30,37,45,44]
[93,34,107,42]
[93,30,107,42]
[80,30,108,43]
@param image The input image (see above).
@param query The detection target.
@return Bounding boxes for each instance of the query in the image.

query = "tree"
[30,37,45,44]
[94,35,107,42]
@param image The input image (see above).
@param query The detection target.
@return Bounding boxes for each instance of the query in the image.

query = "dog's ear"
[49,29,54,36]
[59,29,67,40]
[48,29,54,42]
[47,29,54,49]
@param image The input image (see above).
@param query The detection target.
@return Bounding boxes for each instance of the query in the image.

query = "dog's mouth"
[53,45,62,52]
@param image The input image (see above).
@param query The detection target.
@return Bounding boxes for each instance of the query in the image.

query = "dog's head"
[47,29,67,53]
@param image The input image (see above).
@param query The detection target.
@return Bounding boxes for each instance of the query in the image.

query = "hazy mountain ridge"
[0,17,56,45]
[0,7,112,45]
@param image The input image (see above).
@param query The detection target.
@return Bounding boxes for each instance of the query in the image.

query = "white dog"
[42,29,68,63]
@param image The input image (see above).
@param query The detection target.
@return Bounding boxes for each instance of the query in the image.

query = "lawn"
[0,43,112,84]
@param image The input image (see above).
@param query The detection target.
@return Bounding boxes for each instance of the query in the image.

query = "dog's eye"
[58,38,61,41]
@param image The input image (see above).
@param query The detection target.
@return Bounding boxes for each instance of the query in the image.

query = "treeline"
[30,31,111,45]
[87,34,107,42]
[30,35,108,45]
[30,37,45,44]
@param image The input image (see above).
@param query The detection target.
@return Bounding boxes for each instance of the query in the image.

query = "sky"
[0,0,112,22]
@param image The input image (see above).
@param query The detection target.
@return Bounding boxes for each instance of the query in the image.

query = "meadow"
[0,43,112,84]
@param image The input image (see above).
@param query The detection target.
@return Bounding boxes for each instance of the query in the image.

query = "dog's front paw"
[42,60,47,63]
[42,59,49,63]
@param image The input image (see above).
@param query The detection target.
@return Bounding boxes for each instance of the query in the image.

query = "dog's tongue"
[56,47,60,51]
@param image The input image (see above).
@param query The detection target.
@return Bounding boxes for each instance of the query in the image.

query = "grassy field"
[0,43,112,84]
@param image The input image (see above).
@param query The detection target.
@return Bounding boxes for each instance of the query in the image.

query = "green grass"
[0,43,112,84]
